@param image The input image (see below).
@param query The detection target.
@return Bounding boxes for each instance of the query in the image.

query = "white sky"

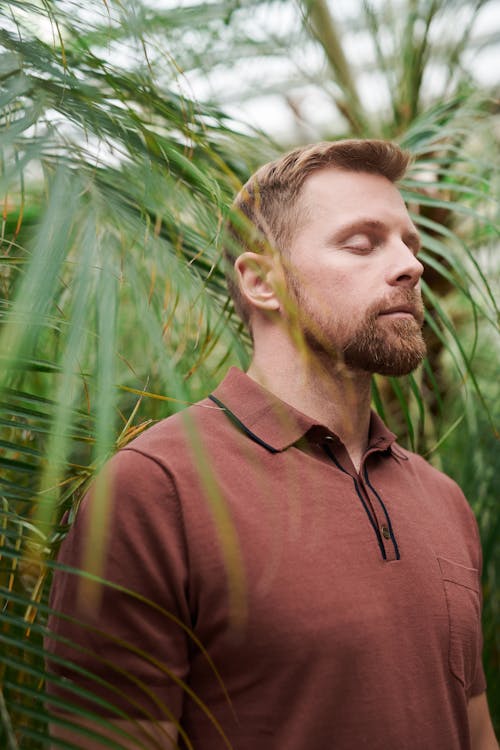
[176,0,500,140]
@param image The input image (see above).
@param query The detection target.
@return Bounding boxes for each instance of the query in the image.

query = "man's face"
[282,168,426,376]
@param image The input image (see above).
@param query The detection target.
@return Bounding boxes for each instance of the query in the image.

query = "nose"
[387,242,424,289]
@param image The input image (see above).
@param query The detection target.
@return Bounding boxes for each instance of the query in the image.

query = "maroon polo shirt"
[47,367,486,750]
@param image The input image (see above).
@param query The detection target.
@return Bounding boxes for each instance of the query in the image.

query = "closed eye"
[342,234,376,252]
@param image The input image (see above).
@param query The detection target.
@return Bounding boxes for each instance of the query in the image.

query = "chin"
[373,360,423,377]
[372,344,427,376]
[344,337,427,374]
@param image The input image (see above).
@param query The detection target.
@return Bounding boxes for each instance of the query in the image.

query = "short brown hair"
[223,139,411,328]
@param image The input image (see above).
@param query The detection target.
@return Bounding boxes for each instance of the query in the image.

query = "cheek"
[291,262,375,324]
[299,267,349,299]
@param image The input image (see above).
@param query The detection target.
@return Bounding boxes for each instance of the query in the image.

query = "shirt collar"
[210,367,397,454]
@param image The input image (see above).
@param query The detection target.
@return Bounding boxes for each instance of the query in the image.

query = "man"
[47,140,497,749]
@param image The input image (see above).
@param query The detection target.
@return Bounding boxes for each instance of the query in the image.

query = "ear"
[234,252,282,315]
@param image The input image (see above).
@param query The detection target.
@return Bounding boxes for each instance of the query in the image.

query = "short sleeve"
[45,448,191,722]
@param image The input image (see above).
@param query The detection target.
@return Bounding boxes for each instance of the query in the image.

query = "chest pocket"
[438,556,481,694]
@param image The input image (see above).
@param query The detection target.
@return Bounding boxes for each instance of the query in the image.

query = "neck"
[247,331,372,472]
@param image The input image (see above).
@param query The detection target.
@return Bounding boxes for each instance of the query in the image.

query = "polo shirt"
[47,367,486,750]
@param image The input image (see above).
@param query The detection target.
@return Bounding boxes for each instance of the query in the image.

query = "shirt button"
[381,525,391,540]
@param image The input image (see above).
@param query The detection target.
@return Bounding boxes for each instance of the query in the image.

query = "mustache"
[370,289,425,326]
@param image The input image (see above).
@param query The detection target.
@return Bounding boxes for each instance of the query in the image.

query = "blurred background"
[1,0,499,745]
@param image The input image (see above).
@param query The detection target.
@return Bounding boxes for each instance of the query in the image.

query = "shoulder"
[96,394,237,510]
[395,444,470,505]
[119,396,225,466]
[393,444,481,556]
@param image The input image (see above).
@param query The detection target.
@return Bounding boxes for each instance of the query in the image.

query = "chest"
[179,447,474,648]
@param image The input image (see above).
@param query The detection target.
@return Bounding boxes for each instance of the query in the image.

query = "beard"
[342,297,426,375]
[286,283,426,377]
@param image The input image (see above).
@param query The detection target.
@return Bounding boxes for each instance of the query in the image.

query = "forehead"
[297,167,411,228]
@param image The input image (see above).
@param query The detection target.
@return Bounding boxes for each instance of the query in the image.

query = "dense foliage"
[0,0,498,746]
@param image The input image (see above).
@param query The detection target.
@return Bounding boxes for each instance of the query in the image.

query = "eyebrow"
[333,219,422,252]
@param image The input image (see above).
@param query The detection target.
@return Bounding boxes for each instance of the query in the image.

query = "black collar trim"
[208,394,280,454]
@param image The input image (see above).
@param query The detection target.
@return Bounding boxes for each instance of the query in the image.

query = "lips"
[380,306,417,316]
[378,305,424,325]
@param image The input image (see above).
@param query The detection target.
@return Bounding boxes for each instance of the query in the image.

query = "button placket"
[356,473,398,561]
[361,463,400,561]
